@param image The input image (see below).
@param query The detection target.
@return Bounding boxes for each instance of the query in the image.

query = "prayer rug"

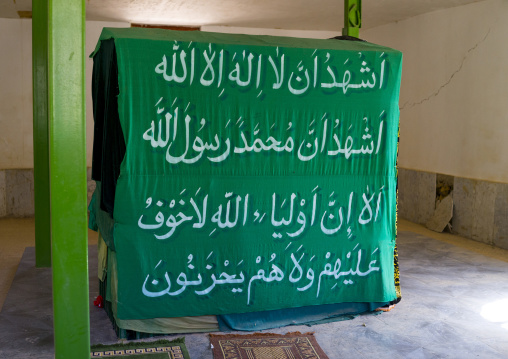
[209,332,329,359]
[90,338,190,358]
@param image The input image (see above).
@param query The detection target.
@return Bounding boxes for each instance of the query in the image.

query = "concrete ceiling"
[3,0,485,31]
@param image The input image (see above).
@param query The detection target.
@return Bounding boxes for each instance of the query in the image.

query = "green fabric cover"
[106,245,220,334]
[217,301,387,331]
[98,231,108,281]
[92,27,402,320]
[91,181,116,250]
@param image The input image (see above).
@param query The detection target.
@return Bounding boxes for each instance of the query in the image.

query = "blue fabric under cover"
[218,301,389,331]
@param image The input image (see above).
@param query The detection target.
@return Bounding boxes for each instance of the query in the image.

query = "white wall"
[362,0,508,183]
[202,25,337,39]
[0,19,32,169]
[0,18,129,170]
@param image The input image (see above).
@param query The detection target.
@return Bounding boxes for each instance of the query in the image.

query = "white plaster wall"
[202,25,337,39]
[0,171,6,217]
[361,0,508,183]
[0,19,32,170]
[0,18,129,170]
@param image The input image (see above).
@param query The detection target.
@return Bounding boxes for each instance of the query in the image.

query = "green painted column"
[32,0,52,268]
[342,0,362,38]
[48,0,90,357]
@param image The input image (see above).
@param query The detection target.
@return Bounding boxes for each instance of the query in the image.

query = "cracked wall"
[361,0,508,250]
[363,0,508,184]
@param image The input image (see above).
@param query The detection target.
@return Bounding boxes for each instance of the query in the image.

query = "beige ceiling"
[3,0,485,31]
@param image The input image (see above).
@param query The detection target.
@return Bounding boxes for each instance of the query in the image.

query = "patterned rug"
[90,338,190,358]
[209,332,329,359]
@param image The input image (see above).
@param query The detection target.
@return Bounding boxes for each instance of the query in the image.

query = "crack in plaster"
[400,28,491,111]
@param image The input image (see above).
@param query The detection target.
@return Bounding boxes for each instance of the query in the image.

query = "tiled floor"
[0,218,99,311]
[0,218,507,358]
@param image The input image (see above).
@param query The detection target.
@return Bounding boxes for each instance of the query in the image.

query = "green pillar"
[48,0,90,358]
[32,0,51,268]
[342,0,362,38]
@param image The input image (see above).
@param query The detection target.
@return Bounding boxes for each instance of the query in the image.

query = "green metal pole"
[32,0,52,268]
[48,0,90,358]
[342,0,362,38]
